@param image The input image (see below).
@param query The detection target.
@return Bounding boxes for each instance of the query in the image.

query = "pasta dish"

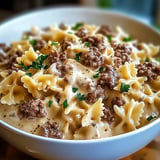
[0,22,160,140]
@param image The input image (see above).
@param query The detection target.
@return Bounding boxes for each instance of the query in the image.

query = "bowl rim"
[0,6,160,143]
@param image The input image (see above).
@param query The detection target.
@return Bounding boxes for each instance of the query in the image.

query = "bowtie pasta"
[0,22,160,140]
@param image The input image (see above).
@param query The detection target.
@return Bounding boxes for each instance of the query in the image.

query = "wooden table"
[0,135,160,160]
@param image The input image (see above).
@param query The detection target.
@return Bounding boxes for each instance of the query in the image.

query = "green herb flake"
[51,42,59,46]
[145,57,149,62]
[63,99,69,109]
[93,73,99,79]
[122,36,132,42]
[25,73,32,76]
[67,31,73,34]
[19,55,48,71]
[107,35,112,43]
[155,57,160,62]
[120,83,130,92]
[85,42,90,47]
[48,100,53,108]
[75,52,82,62]
[29,39,37,46]
[77,93,86,101]
[19,62,29,71]
[147,113,157,122]
[72,87,78,93]
[72,22,83,30]
[30,55,48,70]
[98,67,104,73]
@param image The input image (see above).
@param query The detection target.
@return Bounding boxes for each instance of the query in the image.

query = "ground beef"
[96,25,112,36]
[0,54,6,62]
[98,65,118,89]
[48,51,67,64]
[86,85,104,104]
[61,40,71,51]
[82,47,104,68]
[59,23,68,30]
[40,121,63,139]
[7,51,22,74]
[112,43,132,67]
[0,43,10,62]
[56,62,68,77]
[136,62,160,81]
[0,43,10,53]
[111,97,125,107]
[55,92,60,103]
[82,36,106,51]
[34,39,46,50]
[75,27,88,38]
[18,99,47,119]
[101,107,115,124]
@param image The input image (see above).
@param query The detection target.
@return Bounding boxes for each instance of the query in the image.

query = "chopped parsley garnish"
[19,55,48,71]
[48,100,53,108]
[75,52,82,62]
[67,31,73,34]
[72,87,78,93]
[72,22,83,30]
[122,36,132,42]
[63,99,69,109]
[93,73,99,79]
[29,39,37,46]
[145,57,149,62]
[19,62,29,71]
[30,55,48,70]
[77,93,86,101]
[120,83,130,92]
[51,42,59,45]
[147,113,157,121]
[85,42,90,47]
[98,66,104,73]
[155,57,160,62]
[25,72,32,76]
[107,35,112,43]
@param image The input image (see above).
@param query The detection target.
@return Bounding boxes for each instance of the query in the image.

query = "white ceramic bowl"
[0,7,160,160]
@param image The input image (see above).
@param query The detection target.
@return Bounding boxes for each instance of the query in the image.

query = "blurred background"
[0,0,159,31]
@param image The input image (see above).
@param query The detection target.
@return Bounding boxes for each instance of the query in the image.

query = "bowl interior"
[0,7,160,44]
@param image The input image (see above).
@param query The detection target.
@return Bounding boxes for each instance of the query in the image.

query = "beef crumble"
[48,51,67,64]
[18,99,47,119]
[82,47,104,68]
[75,27,88,38]
[101,107,115,124]
[112,43,132,67]
[40,121,63,139]
[61,40,71,51]
[0,43,10,53]
[0,43,22,74]
[34,39,46,50]
[86,85,104,104]
[136,62,160,81]
[59,22,68,30]
[56,62,68,77]
[82,36,106,52]
[111,97,125,107]
[96,25,112,36]
[98,65,118,89]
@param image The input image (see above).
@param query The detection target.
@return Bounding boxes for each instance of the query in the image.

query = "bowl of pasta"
[0,6,160,160]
